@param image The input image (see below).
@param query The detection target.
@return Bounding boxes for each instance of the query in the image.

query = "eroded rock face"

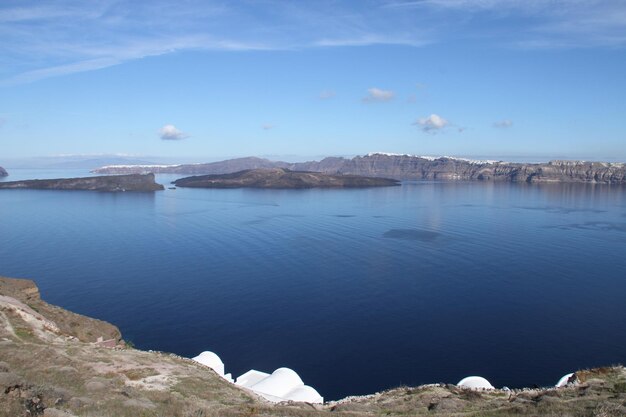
[0,166,7,177]
[297,155,626,184]
[0,173,164,192]
[0,276,121,343]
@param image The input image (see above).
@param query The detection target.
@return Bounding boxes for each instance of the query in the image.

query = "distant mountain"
[93,153,626,184]
[92,156,291,175]
[0,166,7,177]
[4,156,158,170]
[173,168,400,189]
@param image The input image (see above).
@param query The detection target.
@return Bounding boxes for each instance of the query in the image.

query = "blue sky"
[1,0,626,162]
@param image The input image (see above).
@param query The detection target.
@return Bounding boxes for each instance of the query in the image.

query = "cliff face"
[93,154,626,184]
[296,154,626,183]
[0,173,164,191]
[0,166,7,177]
[173,168,400,189]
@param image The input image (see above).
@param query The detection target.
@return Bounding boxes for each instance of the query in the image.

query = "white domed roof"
[192,351,225,376]
[457,376,494,390]
[250,367,304,398]
[286,385,324,404]
[555,373,575,387]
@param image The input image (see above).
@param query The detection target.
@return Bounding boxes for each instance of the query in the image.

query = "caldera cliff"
[94,154,626,184]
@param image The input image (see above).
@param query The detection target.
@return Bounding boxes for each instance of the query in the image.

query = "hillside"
[173,168,400,189]
[93,154,626,184]
[1,276,625,417]
[0,166,7,177]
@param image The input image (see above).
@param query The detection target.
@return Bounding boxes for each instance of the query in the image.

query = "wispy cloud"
[319,90,336,100]
[493,119,513,128]
[159,124,188,141]
[363,88,395,102]
[261,124,275,130]
[414,114,449,133]
[0,1,431,85]
[1,1,624,85]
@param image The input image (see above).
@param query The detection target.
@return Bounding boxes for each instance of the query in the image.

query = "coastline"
[1,275,624,416]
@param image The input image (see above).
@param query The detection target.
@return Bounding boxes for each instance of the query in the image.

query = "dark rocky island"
[95,154,626,184]
[0,166,7,177]
[0,173,163,192]
[173,168,400,189]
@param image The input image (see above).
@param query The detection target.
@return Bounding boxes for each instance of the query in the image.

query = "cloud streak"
[319,90,336,100]
[363,88,395,102]
[493,119,513,128]
[1,1,625,84]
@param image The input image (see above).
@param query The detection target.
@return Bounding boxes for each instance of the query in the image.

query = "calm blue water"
[1,169,625,399]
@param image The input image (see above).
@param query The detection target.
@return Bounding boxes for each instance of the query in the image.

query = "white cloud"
[159,124,188,140]
[319,90,336,99]
[363,88,395,102]
[493,119,513,128]
[261,124,275,130]
[414,114,449,133]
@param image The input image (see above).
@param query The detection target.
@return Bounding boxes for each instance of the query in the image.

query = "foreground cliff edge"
[173,168,400,189]
[1,276,625,417]
[0,173,163,192]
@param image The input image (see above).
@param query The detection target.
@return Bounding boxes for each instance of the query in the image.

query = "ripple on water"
[546,221,626,232]
[383,228,440,241]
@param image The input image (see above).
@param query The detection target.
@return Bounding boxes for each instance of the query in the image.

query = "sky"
[1,0,626,162]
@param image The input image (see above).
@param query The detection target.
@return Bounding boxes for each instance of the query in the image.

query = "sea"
[1,169,625,400]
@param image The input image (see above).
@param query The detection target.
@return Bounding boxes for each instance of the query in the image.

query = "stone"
[43,408,79,417]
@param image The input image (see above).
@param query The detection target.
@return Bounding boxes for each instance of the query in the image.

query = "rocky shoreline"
[93,154,626,184]
[1,275,624,416]
[0,173,163,192]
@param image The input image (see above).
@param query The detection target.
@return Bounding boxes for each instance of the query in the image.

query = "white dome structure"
[457,376,495,390]
[236,367,323,404]
[285,385,324,403]
[192,351,233,382]
[250,368,304,398]
[555,373,575,387]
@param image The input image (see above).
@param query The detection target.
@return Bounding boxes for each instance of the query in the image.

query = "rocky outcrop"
[173,168,400,189]
[0,173,164,192]
[93,154,626,184]
[0,166,7,177]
